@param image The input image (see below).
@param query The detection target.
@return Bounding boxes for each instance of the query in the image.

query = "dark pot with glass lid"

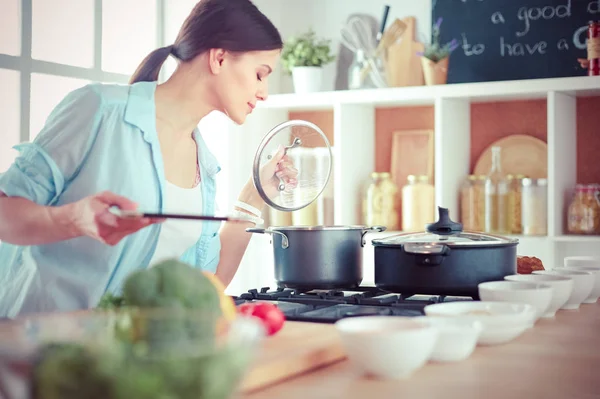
[371,206,519,299]
[245,120,385,290]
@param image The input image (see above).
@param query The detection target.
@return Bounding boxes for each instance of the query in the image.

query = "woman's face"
[211,49,281,125]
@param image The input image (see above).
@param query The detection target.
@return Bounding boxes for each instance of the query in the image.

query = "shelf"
[553,235,600,243]
[258,76,600,111]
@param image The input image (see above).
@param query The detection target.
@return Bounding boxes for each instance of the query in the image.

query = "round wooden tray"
[474,134,548,179]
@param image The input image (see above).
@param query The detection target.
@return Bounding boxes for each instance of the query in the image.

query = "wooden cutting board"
[386,16,425,87]
[473,134,548,178]
[239,321,346,393]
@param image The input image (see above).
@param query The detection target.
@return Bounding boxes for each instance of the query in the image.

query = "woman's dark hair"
[129,0,283,84]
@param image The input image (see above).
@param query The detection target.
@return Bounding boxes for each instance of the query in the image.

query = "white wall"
[267,0,433,94]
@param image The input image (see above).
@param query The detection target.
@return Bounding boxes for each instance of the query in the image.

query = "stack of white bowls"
[334,255,600,381]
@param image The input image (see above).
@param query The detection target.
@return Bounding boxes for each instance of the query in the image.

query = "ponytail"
[129,45,174,84]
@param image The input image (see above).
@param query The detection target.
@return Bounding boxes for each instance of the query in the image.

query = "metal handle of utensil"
[361,225,387,247]
[267,137,303,192]
[246,228,290,249]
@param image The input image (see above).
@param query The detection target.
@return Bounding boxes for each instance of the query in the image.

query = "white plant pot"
[291,66,323,94]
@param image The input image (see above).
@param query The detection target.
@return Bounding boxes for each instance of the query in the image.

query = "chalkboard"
[431,0,597,83]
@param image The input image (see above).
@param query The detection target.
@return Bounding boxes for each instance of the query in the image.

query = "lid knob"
[425,207,463,236]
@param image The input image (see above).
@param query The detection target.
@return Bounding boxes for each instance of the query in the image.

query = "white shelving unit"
[225,75,600,294]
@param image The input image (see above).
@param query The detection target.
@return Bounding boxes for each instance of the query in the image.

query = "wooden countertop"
[239,303,600,399]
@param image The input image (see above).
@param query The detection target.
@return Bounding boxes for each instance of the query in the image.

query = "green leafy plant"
[418,17,459,63]
[280,29,335,75]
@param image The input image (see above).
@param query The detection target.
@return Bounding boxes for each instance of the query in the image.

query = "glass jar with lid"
[584,184,600,234]
[484,146,510,234]
[567,184,600,235]
[521,178,547,236]
[363,172,399,230]
[460,175,484,231]
[506,174,526,234]
[402,175,435,232]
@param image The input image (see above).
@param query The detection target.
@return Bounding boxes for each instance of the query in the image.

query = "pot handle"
[246,228,289,249]
[361,225,387,247]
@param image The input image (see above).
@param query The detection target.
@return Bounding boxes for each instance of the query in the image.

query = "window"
[31,0,95,68]
[0,0,159,155]
[0,69,20,172]
[0,0,21,56]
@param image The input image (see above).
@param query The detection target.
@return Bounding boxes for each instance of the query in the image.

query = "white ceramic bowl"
[561,265,600,303]
[504,274,574,318]
[334,316,438,379]
[478,281,553,322]
[564,256,600,268]
[423,301,535,346]
[414,316,482,362]
[533,269,594,309]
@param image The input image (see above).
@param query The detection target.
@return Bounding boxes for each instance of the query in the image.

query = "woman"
[0,0,296,318]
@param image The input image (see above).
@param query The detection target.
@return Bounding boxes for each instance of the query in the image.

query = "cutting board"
[239,321,346,393]
[386,16,425,87]
[473,134,548,178]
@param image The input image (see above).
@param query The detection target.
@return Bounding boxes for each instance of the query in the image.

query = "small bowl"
[504,274,574,318]
[533,269,594,309]
[561,265,600,303]
[423,301,535,346]
[564,256,600,268]
[478,281,553,322]
[414,316,482,362]
[334,316,438,379]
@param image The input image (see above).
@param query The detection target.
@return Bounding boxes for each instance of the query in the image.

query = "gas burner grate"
[232,286,475,324]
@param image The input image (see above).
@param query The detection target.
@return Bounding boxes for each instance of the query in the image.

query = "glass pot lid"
[371,207,519,247]
[252,120,333,212]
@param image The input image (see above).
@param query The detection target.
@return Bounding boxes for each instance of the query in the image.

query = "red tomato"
[238,302,285,336]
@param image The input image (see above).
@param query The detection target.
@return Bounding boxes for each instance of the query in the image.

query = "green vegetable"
[33,260,248,399]
[99,259,221,313]
[32,342,254,399]
[31,343,117,399]
[97,292,126,310]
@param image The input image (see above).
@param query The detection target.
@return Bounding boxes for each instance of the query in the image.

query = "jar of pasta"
[460,175,484,231]
[567,185,599,235]
[521,178,547,236]
[402,175,435,232]
[506,175,526,234]
[584,185,600,234]
[363,172,399,230]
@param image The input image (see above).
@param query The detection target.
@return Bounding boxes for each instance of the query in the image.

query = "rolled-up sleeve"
[0,84,103,205]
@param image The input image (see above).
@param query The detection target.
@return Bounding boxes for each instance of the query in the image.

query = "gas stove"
[231,286,475,324]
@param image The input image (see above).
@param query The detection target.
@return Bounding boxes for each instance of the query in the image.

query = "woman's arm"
[214,183,263,287]
[0,191,157,246]
[0,192,77,245]
[214,146,298,287]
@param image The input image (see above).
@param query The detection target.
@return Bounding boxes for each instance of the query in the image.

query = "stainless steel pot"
[246,225,386,290]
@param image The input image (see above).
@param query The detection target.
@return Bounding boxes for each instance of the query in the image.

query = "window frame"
[0,0,166,143]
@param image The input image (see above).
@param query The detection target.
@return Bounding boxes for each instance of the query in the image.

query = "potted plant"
[281,29,335,93]
[419,18,459,85]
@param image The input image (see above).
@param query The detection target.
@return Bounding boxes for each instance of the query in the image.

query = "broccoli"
[37,259,251,399]
[122,259,221,312]
[31,343,117,399]
[97,292,126,310]
[97,259,222,314]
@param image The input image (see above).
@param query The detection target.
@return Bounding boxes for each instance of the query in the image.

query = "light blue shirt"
[0,81,222,318]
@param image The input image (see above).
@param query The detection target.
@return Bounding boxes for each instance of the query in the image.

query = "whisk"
[340,17,388,88]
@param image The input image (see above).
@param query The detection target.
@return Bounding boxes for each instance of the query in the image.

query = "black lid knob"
[426,207,463,236]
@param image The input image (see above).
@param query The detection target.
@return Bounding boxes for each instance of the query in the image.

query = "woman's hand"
[259,145,299,199]
[67,191,161,245]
